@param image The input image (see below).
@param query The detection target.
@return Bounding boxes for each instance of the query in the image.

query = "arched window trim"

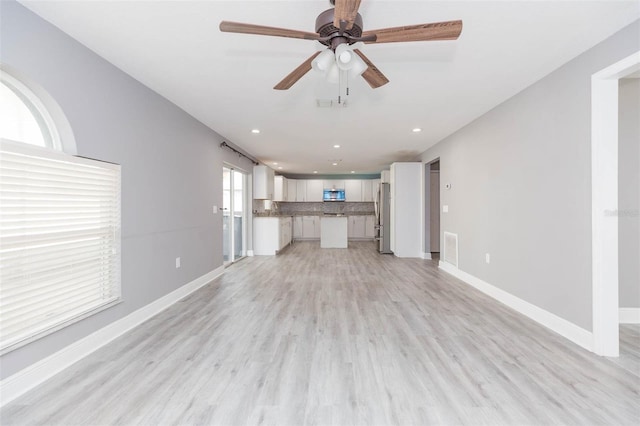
[0,64,77,155]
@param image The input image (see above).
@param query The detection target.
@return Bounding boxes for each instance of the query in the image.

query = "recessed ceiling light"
[412,128,422,133]
[278,166,283,170]
[332,162,338,166]
[333,144,341,148]
[273,162,278,165]
[251,129,260,134]
[350,171,355,174]
[313,171,318,174]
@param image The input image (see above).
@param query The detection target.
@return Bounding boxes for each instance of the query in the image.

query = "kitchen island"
[320,216,348,248]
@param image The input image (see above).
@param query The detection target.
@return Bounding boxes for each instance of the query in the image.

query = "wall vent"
[443,231,458,268]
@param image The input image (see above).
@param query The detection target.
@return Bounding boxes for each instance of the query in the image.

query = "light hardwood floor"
[2,241,639,425]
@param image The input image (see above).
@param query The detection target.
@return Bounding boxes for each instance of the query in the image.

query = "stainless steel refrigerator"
[375,182,393,254]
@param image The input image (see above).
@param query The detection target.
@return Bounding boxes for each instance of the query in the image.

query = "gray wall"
[420,21,640,331]
[619,78,640,308]
[0,1,256,379]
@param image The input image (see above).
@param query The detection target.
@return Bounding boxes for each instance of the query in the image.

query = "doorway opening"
[591,51,640,356]
[430,161,441,259]
[424,159,441,260]
[223,165,248,265]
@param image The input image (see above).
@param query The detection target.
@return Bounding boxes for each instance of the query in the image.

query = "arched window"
[0,71,61,150]
[0,68,121,354]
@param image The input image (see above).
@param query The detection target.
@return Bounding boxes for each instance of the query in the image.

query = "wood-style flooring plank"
[1,241,639,425]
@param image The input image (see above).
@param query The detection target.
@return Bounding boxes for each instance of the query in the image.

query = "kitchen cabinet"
[287,179,297,202]
[253,216,292,255]
[323,179,345,190]
[345,179,362,202]
[365,215,376,238]
[253,165,274,200]
[301,215,320,239]
[279,217,292,249]
[372,179,380,201]
[362,180,373,202]
[273,176,287,201]
[296,180,306,202]
[348,215,367,239]
[306,179,323,202]
[320,216,348,248]
[293,216,303,239]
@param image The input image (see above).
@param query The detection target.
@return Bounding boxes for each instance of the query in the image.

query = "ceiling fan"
[219,0,462,90]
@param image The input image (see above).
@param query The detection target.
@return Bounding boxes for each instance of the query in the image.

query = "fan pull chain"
[338,69,342,104]
[346,69,350,97]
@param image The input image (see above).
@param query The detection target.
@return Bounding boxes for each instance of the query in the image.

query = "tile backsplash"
[253,201,374,216]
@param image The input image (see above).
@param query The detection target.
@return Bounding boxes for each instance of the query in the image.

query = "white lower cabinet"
[365,215,376,238]
[301,215,321,239]
[347,215,375,240]
[293,216,303,239]
[348,215,366,239]
[253,216,292,255]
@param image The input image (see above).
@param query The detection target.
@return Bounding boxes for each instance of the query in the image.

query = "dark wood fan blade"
[333,0,362,31]
[220,21,321,41]
[274,52,321,90]
[362,20,463,44]
[354,49,389,89]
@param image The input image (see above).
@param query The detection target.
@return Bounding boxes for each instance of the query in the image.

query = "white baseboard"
[0,265,225,408]
[438,261,593,352]
[422,252,432,260]
[619,308,640,324]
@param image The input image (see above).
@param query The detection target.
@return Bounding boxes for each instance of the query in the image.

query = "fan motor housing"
[315,8,363,46]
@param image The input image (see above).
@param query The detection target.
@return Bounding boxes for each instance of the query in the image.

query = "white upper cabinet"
[253,165,274,200]
[323,179,345,190]
[361,180,373,202]
[372,179,380,200]
[273,175,287,201]
[345,179,362,202]
[306,179,323,202]
[296,179,306,202]
[362,179,380,202]
[287,178,297,202]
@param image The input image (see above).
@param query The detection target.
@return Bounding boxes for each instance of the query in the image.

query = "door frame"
[223,163,249,265]
[423,158,441,259]
[591,51,640,356]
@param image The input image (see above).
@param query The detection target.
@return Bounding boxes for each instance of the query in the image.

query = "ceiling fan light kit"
[219,0,462,91]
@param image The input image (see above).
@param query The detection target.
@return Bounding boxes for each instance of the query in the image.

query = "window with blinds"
[0,139,121,354]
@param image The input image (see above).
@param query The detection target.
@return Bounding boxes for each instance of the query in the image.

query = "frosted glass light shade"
[312,49,335,73]
[335,44,357,71]
[350,54,368,76]
[326,62,340,84]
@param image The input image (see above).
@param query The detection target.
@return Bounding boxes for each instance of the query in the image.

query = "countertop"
[254,212,374,218]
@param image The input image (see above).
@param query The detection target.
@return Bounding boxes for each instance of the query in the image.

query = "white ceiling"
[19,0,640,175]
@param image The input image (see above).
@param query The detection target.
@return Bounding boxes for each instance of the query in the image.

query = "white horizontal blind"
[0,140,121,354]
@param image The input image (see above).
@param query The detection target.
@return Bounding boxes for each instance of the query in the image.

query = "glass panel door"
[233,170,246,260]
[223,166,247,265]
[223,167,231,263]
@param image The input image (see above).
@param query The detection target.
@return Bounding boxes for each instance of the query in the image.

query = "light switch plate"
[443,205,449,213]
[485,253,491,264]
[212,206,218,214]
[176,257,181,268]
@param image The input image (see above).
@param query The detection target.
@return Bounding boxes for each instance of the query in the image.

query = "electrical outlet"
[176,257,181,268]
[485,253,490,264]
